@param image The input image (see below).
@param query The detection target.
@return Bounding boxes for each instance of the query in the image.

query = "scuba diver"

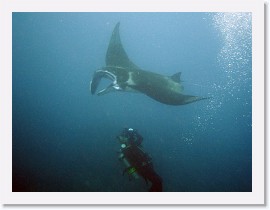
[117,128,163,192]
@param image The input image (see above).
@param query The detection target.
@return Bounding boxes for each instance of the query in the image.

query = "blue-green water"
[12,13,252,192]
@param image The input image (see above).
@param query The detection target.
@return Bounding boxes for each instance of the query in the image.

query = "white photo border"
[0,0,264,205]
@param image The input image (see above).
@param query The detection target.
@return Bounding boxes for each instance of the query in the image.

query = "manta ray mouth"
[90,70,118,95]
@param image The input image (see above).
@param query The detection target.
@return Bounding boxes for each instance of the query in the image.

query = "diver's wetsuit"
[121,144,163,192]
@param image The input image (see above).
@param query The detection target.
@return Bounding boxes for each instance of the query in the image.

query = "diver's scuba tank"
[118,143,140,179]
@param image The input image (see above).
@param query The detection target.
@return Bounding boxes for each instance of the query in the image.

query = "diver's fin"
[170,72,181,83]
[106,22,140,69]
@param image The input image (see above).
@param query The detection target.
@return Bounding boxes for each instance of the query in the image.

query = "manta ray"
[90,22,209,105]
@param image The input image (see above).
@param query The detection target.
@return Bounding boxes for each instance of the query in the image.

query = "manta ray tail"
[183,95,212,105]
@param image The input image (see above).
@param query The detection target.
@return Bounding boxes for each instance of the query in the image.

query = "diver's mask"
[118,135,129,144]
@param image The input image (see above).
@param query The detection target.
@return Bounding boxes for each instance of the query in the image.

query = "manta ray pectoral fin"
[106,22,140,69]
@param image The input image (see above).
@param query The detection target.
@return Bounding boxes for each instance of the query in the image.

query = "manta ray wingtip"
[112,22,121,36]
[115,22,120,28]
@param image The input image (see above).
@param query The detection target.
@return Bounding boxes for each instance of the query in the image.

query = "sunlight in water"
[182,13,252,142]
[212,12,252,99]
[205,13,252,115]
